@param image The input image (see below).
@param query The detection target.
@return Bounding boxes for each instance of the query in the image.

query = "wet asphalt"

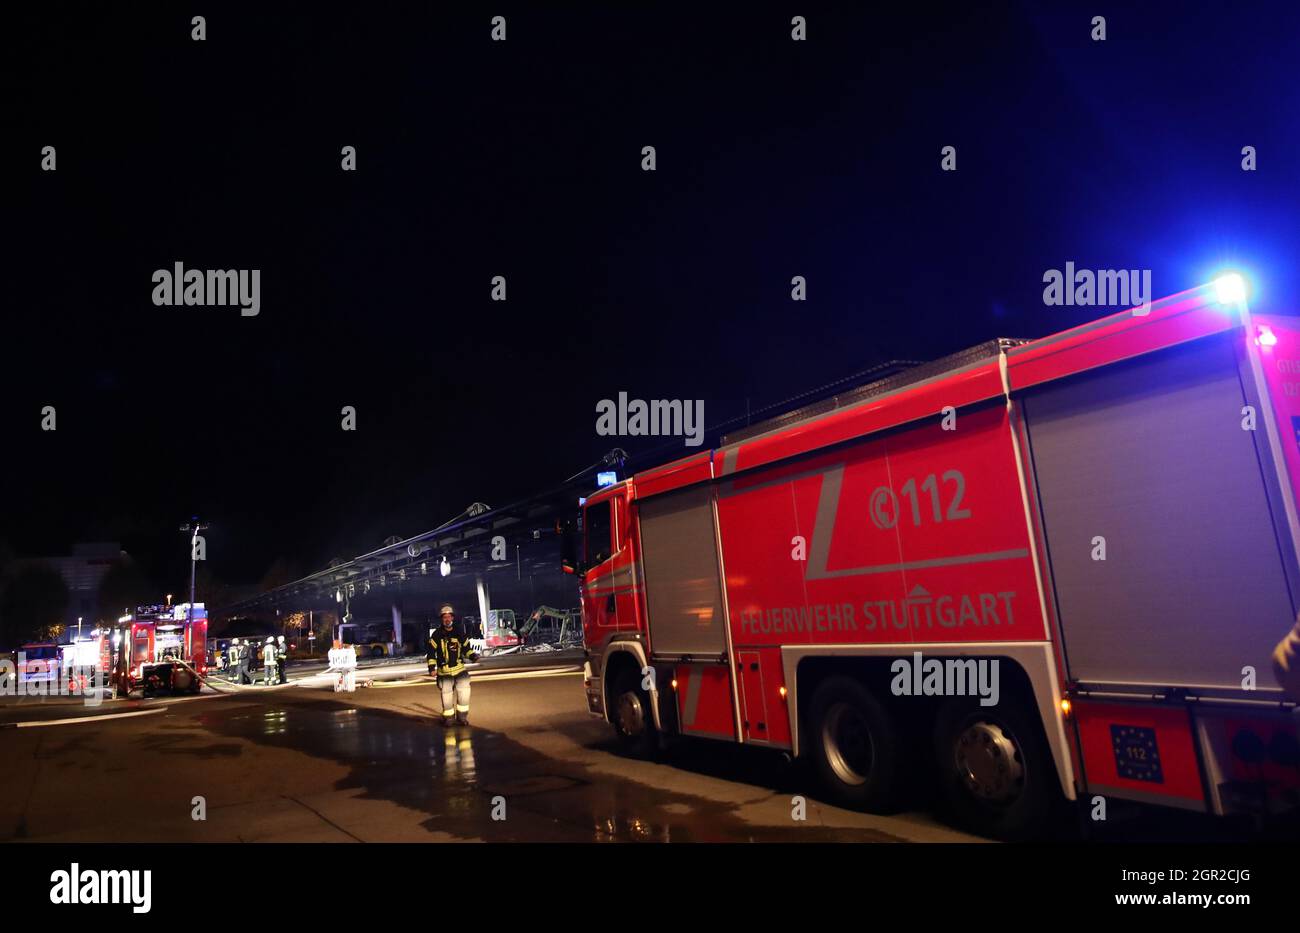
[1,662,1282,842]
[0,663,972,843]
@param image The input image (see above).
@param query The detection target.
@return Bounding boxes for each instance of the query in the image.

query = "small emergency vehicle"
[17,642,61,685]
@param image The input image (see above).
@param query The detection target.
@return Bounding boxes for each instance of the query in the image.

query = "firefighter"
[231,639,251,684]
[428,604,479,725]
[262,637,278,686]
[277,635,289,684]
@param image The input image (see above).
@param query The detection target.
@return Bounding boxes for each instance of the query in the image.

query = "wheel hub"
[616,690,645,737]
[955,720,1024,802]
[822,702,874,786]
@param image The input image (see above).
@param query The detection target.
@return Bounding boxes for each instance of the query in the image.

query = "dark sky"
[7,2,1299,593]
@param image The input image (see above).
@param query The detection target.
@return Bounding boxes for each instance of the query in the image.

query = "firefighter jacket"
[427,625,479,676]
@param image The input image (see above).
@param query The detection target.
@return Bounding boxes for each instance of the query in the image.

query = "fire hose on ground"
[128,657,372,697]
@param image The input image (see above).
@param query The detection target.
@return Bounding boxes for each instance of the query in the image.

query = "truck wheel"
[808,676,903,811]
[609,668,658,757]
[933,696,1056,841]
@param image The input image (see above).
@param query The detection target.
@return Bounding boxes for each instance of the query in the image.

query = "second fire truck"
[111,603,209,697]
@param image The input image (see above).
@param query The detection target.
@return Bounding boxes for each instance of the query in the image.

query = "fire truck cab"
[571,275,1300,839]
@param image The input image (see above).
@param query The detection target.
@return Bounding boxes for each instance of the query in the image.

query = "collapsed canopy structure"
[214,474,600,639]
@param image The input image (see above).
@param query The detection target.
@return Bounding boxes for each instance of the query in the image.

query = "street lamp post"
[179,518,210,632]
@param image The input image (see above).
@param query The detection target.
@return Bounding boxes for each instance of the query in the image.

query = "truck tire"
[933,695,1057,841]
[808,676,903,811]
[609,667,658,757]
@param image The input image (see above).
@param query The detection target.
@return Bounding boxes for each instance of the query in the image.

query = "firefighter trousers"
[438,672,471,722]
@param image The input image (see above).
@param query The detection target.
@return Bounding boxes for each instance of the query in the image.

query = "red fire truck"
[568,274,1300,838]
[111,603,208,697]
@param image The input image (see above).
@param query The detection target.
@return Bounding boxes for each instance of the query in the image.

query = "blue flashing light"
[1212,272,1248,305]
[596,471,617,487]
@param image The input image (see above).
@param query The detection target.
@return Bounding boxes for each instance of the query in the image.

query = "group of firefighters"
[215,604,481,723]
[222,635,290,686]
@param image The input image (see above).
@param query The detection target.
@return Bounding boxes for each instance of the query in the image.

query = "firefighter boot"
[456,710,469,726]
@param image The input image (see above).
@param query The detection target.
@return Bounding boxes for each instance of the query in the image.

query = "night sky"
[7,2,1299,594]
